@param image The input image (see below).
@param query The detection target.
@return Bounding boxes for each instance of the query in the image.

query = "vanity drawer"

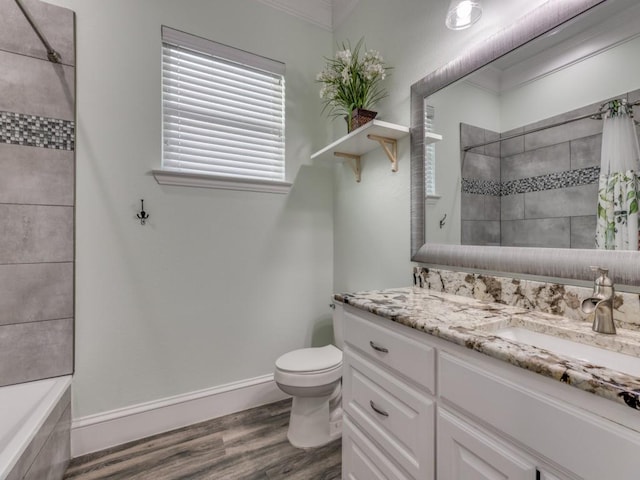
[343,347,434,480]
[344,309,435,393]
[439,352,640,479]
[343,416,415,480]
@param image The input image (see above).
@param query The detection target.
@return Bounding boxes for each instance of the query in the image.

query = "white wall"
[426,82,501,244]
[500,34,640,130]
[45,0,334,419]
[44,0,559,421]
[332,0,549,293]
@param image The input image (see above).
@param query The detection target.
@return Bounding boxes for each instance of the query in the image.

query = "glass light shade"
[445,0,482,30]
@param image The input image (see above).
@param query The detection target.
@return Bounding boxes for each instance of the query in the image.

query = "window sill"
[426,194,441,205]
[152,170,292,194]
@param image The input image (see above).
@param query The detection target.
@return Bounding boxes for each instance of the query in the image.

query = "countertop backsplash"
[413,267,640,331]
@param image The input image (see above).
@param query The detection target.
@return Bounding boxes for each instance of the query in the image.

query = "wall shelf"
[311,120,411,182]
[425,132,443,144]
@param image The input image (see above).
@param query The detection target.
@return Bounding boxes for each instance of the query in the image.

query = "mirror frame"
[410,0,640,288]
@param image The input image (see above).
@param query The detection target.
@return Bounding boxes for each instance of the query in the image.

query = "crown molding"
[255,0,360,31]
[255,0,333,31]
[498,4,640,93]
[464,2,640,95]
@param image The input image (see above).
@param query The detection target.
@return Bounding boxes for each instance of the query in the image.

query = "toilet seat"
[276,345,342,374]
[275,345,342,388]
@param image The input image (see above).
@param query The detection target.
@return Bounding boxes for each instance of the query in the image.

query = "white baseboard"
[71,374,288,458]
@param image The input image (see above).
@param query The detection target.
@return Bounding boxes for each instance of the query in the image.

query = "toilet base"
[287,385,342,449]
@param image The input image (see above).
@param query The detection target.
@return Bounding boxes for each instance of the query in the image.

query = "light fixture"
[445,0,482,30]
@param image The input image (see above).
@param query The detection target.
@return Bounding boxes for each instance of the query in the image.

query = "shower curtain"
[595,100,640,250]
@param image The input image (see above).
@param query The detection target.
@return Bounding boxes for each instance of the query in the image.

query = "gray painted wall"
[0,0,75,387]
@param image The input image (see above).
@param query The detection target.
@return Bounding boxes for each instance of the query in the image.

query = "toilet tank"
[333,301,345,350]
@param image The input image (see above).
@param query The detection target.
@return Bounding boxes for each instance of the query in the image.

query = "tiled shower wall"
[461,89,640,248]
[461,125,501,245]
[0,0,75,387]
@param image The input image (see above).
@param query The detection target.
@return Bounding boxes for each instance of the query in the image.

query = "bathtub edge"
[4,376,71,480]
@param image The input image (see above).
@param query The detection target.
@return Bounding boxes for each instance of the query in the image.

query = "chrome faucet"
[581,266,616,335]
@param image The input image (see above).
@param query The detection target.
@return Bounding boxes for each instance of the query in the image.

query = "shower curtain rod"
[14,0,61,63]
[463,100,640,152]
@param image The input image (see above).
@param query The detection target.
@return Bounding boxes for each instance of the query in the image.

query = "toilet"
[274,303,344,448]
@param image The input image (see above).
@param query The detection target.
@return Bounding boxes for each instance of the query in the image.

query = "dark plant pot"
[346,108,378,133]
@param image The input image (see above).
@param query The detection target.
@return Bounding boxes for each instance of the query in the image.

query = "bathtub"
[0,376,72,480]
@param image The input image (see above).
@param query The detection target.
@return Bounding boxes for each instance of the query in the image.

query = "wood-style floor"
[64,399,341,480]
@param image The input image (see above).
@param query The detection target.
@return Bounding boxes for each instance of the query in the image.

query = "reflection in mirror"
[425,0,640,250]
[410,0,640,288]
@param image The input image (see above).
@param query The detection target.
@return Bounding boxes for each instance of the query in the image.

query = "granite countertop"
[336,287,640,411]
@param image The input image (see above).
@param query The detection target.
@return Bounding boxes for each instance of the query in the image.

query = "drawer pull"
[369,341,389,353]
[369,400,389,417]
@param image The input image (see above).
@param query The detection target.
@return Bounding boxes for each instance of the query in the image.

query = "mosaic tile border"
[501,166,600,196]
[0,111,75,151]
[462,166,600,197]
[461,178,501,196]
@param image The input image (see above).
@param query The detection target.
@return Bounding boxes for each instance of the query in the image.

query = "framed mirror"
[410,0,640,289]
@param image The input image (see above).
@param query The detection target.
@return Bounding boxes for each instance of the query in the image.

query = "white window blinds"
[161,26,286,184]
[424,105,436,196]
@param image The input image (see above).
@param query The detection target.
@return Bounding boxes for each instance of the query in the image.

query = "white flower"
[336,49,352,64]
[364,49,382,63]
[341,66,350,83]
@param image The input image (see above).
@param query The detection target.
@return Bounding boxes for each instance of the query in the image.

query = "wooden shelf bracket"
[367,134,398,172]
[311,120,410,183]
[334,152,362,182]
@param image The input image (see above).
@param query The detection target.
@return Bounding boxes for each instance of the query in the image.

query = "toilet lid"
[276,345,342,373]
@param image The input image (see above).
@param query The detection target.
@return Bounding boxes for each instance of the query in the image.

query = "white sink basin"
[495,327,640,378]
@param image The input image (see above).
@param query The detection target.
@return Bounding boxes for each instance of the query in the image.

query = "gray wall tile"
[502,142,570,182]
[0,0,75,396]
[501,127,524,157]
[570,134,601,170]
[0,205,73,263]
[484,195,500,221]
[526,102,599,131]
[0,144,74,205]
[524,184,598,219]
[462,152,500,180]
[524,117,602,151]
[0,50,74,120]
[460,123,486,154]
[571,215,597,249]
[0,263,73,326]
[501,218,570,248]
[462,220,500,246]
[485,130,501,158]
[462,193,500,221]
[501,194,524,221]
[0,318,73,387]
[628,88,640,105]
[461,192,484,221]
[0,0,75,66]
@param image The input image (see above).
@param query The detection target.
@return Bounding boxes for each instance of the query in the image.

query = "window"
[156,26,289,193]
[424,104,439,199]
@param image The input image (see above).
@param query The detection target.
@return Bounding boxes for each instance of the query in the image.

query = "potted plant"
[317,38,391,132]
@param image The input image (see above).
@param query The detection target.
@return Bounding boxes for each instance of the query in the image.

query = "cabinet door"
[343,416,414,480]
[438,409,537,480]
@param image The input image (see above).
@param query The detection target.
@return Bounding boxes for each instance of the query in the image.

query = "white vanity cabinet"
[342,309,436,479]
[341,304,640,480]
